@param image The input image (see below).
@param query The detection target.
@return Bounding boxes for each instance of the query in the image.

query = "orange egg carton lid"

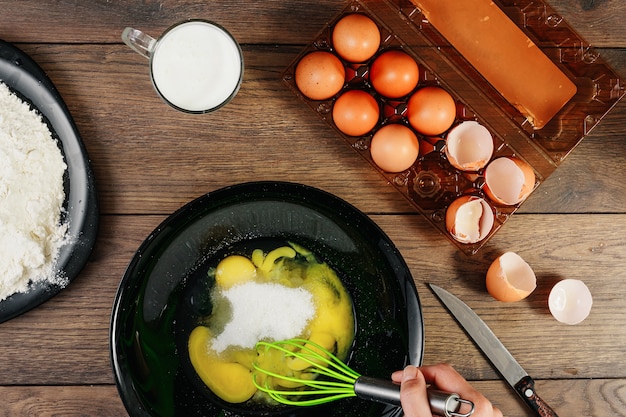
[282,0,625,255]
[372,0,625,170]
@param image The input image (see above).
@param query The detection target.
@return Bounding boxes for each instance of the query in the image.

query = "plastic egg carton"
[282,0,625,255]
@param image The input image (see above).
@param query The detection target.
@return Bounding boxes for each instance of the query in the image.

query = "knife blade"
[429,284,559,417]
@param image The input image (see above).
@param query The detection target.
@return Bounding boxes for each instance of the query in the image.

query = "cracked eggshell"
[445,121,494,171]
[549,279,593,325]
[486,252,537,302]
[445,195,494,244]
[484,157,536,205]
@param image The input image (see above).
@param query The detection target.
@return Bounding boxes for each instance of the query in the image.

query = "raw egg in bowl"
[110,182,424,417]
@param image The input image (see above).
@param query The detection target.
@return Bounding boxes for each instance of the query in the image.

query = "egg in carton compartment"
[282,0,625,255]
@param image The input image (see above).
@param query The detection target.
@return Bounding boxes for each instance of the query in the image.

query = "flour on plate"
[0,82,69,301]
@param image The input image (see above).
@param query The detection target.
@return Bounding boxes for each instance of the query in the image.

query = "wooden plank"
[0,215,162,385]
[0,213,623,385]
[6,43,626,216]
[373,212,626,381]
[16,43,415,215]
[0,0,625,48]
[0,378,623,417]
[0,1,624,416]
[544,0,626,47]
[0,0,344,44]
[0,385,127,417]
[473,378,626,417]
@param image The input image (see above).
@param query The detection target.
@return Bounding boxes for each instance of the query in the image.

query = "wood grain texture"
[7,42,626,216]
[0,386,127,417]
[1,1,625,416]
[0,213,623,384]
[0,378,623,416]
[0,0,624,47]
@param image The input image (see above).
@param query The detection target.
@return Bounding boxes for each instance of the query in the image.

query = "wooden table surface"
[1,1,625,416]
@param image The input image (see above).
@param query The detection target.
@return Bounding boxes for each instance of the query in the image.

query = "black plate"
[0,39,98,323]
[111,181,423,417]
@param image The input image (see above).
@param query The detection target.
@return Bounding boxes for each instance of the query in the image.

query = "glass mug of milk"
[122,19,243,113]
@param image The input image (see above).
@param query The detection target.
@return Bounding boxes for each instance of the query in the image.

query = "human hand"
[391,364,503,417]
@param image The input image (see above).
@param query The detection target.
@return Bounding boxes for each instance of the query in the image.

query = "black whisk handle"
[353,377,475,417]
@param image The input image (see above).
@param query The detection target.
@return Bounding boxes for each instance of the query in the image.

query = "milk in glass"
[151,21,242,112]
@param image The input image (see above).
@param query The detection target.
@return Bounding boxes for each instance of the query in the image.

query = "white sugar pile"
[212,281,315,353]
[0,82,68,301]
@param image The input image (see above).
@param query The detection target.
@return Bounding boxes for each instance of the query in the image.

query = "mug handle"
[122,27,156,59]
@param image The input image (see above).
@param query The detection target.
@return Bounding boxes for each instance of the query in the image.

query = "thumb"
[400,365,433,417]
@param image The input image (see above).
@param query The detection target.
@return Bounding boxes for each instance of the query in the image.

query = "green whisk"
[253,339,474,417]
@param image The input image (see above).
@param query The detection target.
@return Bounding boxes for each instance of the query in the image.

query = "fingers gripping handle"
[428,390,475,417]
[353,376,475,416]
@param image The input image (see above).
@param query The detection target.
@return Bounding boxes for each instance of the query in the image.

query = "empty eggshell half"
[486,252,537,302]
[548,279,593,325]
[484,157,536,205]
[445,121,494,171]
[445,195,494,244]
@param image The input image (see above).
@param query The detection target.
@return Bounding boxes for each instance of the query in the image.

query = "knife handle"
[514,376,559,417]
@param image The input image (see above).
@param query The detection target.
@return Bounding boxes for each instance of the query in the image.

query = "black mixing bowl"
[110,181,423,417]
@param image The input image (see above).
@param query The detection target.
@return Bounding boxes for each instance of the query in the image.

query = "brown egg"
[295,51,345,100]
[484,157,536,205]
[332,90,380,136]
[369,50,419,98]
[332,14,381,63]
[370,124,419,172]
[445,121,494,171]
[486,252,536,302]
[407,86,457,136]
[445,195,494,244]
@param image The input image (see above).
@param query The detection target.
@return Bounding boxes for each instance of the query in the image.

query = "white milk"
[151,21,242,112]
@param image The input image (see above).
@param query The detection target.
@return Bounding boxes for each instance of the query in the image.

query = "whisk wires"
[253,338,360,406]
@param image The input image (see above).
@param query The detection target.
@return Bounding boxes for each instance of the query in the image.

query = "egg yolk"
[215,255,257,288]
[188,243,355,404]
[188,326,258,403]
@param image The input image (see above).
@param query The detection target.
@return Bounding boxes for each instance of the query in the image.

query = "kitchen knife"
[429,284,559,417]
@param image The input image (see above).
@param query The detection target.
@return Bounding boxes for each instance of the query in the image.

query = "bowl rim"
[110,181,424,417]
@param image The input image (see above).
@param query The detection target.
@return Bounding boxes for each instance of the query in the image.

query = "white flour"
[0,82,69,301]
